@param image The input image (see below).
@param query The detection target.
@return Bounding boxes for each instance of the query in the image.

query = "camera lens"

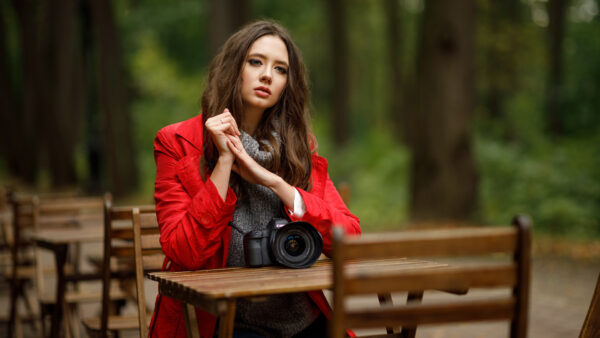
[284,234,306,257]
[270,221,322,269]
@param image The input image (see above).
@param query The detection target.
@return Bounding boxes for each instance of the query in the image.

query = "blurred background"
[0,0,598,240]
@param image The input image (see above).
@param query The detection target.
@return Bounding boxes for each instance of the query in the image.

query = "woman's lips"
[254,86,271,98]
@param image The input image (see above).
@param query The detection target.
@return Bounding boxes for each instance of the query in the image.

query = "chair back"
[580,272,600,338]
[331,215,532,338]
[132,207,163,338]
[98,197,155,337]
[31,195,104,297]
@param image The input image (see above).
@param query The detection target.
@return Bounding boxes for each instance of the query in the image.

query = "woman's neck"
[243,107,264,136]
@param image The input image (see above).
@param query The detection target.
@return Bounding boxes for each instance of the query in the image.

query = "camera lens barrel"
[269,221,323,269]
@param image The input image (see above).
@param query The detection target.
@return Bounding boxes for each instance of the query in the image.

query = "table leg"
[183,303,201,338]
[218,299,236,338]
[50,244,68,338]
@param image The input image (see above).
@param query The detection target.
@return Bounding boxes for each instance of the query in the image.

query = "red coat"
[149,115,361,337]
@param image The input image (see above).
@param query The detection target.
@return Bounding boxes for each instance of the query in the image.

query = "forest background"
[0,0,598,240]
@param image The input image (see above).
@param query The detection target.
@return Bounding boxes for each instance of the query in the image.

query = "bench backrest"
[132,207,163,338]
[331,215,532,338]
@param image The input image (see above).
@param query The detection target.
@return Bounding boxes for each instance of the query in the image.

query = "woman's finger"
[219,113,241,136]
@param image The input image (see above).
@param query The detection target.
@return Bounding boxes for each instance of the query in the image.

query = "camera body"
[243,218,323,269]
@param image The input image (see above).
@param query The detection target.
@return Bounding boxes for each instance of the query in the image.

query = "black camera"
[243,219,323,269]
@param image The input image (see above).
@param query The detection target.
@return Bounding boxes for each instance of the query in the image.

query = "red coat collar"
[174,114,204,153]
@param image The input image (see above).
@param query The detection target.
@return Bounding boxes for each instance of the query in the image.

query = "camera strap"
[228,221,249,235]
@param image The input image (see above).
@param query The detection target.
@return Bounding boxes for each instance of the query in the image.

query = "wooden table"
[149,258,447,338]
[30,227,104,338]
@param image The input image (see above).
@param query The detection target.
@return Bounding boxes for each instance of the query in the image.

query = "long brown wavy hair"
[201,20,314,191]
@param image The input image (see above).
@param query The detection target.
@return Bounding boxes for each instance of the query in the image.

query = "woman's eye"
[248,59,262,66]
[275,66,288,75]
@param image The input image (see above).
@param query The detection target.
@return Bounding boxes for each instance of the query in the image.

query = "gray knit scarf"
[225,131,319,338]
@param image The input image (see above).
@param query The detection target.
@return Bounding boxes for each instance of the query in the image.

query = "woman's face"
[240,35,289,114]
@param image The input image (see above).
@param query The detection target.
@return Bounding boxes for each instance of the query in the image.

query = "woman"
[151,20,360,337]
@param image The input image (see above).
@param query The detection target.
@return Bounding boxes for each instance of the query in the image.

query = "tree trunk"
[90,0,138,197]
[409,0,478,222]
[43,0,81,187]
[207,0,250,57]
[384,0,405,141]
[80,0,103,193]
[546,0,568,137]
[10,0,45,184]
[0,2,17,171]
[328,0,350,146]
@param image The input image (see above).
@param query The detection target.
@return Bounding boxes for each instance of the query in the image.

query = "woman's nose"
[260,69,272,84]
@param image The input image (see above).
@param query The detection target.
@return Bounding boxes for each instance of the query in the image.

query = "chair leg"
[24,287,42,335]
[67,303,82,338]
[399,291,423,338]
[8,279,19,338]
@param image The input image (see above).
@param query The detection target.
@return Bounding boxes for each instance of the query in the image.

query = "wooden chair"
[331,215,532,338]
[5,190,86,334]
[30,194,130,337]
[580,272,600,338]
[81,198,155,338]
[0,186,14,279]
[132,207,164,338]
[7,193,43,338]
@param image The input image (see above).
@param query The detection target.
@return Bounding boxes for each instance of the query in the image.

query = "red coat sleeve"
[288,156,361,256]
[153,128,237,270]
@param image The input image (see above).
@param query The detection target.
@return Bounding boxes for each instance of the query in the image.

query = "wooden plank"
[111,205,155,219]
[344,298,516,328]
[141,234,161,249]
[142,255,164,270]
[512,214,532,338]
[345,264,517,295]
[343,227,518,259]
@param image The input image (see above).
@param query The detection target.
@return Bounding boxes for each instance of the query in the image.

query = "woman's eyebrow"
[248,53,289,67]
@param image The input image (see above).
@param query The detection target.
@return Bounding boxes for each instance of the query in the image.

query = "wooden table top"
[30,227,103,246]
[149,258,447,300]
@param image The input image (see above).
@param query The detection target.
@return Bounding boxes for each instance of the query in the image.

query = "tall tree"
[327,0,350,146]
[43,0,82,186]
[546,0,569,137]
[207,0,250,57]
[90,0,138,197]
[8,0,45,184]
[0,2,17,175]
[384,0,406,142]
[481,0,524,122]
[408,0,479,222]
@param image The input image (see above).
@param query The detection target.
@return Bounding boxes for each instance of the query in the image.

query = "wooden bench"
[331,215,532,338]
[580,272,600,338]
[132,207,164,338]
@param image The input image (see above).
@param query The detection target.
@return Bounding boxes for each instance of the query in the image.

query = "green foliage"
[561,20,600,135]
[316,124,410,232]
[477,134,600,238]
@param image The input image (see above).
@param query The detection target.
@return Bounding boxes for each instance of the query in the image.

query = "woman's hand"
[226,134,296,209]
[225,134,278,187]
[204,109,241,161]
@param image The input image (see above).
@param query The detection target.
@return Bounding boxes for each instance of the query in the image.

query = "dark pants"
[229,313,328,338]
